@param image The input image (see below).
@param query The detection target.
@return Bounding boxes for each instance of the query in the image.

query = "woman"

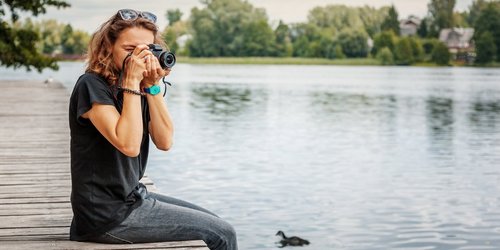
[68,9,237,250]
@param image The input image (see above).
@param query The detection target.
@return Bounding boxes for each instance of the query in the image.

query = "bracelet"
[163,81,167,97]
[119,87,145,96]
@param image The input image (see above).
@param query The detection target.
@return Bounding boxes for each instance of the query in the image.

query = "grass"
[176,56,380,66]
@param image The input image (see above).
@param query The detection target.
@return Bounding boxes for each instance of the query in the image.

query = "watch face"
[150,85,161,95]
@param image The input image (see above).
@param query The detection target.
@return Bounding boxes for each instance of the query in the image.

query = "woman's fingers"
[164,68,171,77]
[150,56,159,78]
[145,56,153,77]
[132,44,149,56]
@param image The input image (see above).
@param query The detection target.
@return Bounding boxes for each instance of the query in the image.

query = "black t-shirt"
[68,73,150,241]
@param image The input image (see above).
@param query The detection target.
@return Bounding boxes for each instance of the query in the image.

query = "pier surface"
[0,80,208,249]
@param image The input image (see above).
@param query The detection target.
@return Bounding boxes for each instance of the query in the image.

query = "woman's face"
[112,27,155,70]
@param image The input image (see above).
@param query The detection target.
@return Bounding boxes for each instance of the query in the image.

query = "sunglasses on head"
[117,9,157,23]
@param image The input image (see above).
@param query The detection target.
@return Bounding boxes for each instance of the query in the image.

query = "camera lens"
[159,52,176,69]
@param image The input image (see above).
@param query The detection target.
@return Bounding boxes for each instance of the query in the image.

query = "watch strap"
[143,84,161,95]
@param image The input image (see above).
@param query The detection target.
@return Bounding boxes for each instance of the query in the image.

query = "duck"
[276,230,310,247]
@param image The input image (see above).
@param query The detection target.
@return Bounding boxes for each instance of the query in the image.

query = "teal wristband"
[143,84,161,95]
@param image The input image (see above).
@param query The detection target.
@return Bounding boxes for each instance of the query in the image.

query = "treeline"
[163,0,500,65]
[11,0,500,66]
[14,19,90,58]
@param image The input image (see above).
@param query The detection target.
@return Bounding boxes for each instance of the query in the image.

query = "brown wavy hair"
[85,12,167,86]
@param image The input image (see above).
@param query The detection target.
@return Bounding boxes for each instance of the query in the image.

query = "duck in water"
[276,230,310,247]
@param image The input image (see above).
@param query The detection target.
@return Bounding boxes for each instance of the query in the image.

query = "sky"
[30,0,474,33]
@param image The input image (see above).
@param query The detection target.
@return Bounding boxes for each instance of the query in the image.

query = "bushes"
[475,32,497,64]
[376,47,394,65]
[431,41,451,65]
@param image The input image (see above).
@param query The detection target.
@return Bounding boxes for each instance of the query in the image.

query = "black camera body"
[148,44,176,69]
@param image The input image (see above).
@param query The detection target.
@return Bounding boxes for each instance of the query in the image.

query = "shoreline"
[59,56,500,68]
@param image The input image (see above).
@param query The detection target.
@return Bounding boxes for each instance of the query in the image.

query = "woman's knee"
[206,220,237,250]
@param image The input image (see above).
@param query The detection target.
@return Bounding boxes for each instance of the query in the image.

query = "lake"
[2,62,500,249]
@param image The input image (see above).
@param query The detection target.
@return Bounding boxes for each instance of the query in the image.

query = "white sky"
[31,0,474,33]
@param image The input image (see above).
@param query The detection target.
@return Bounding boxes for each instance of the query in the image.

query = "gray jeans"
[91,186,238,250]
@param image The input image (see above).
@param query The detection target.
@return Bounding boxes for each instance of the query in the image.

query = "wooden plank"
[0,197,69,204]
[0,240,208,250]
[0,226,68,237]
[0,81,208,249]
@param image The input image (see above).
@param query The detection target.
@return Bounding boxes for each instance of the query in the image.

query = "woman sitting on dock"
[68,9,237,250]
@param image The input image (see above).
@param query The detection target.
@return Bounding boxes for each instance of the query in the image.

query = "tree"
[394,37,414,65]
[0,0,70,71]
[70,30,90,55]
[307,4,388,37]
[166,9,183,25]
[418,18,429,38]
[467,0,488,26]
[376,47,394,65]
[409,37,424,62]
[61,24,73,54]
[428,0,456,36]
[475,32,497,64]
[274,20,293,57]
[337,29,369,58]
[381,5,400,35]
[372,30,397,55]
[333,44,345,59]
[473,2,500,62]
[431,41,450,65]
[290,22,322,57]
[188,0,276,57]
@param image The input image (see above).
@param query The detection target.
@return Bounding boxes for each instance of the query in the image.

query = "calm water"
[2,62,500,249]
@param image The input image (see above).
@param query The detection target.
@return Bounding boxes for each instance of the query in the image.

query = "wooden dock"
[0,80,208,249]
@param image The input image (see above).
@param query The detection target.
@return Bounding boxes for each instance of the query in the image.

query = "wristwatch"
[143,84,161,95]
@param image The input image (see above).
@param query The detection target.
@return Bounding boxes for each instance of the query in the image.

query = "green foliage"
[428,0,456,36]
[473,2,500,62]
[333,44,345,59]
[188,0,275,57]
[290,23,338,58]
[376,47,394,65]
[381,5,400,34]
[418,18,429,38]
[431,41,451,65]
[166,9,183,25]
[274,21,292,57]
[453,11,469,27]
[372,30,396,55]
[467,0,488,26]
[0,0,70,71]
[394,37,414,65]
[337,29,369,58]
[19,19,89,56]
[475,32,497,64]
[422,38,439,54]
[307,4,388,37]
[409,36,424,62]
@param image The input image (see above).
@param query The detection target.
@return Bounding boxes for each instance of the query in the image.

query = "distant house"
[399,16,421,37]
[439,28,475,62]
[439,28,475,53]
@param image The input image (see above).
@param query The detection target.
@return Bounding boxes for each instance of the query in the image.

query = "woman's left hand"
[141,55,172,88]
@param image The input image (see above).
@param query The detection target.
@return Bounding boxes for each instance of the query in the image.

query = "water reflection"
[309,91,397,114]
[469,100,500,129]
[426,97,454,133]
[425,97,455,159]
[190,83,267,116]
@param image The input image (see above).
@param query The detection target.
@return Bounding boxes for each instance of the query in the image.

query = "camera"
[148,44,176,69]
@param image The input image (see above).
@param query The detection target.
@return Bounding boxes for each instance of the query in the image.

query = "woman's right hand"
[123,44,153,89]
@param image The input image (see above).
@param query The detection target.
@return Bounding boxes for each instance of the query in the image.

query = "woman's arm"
[147,93,174,151]
[141,54,174,151]
[83,90,142,157]
[81,46,151,157]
